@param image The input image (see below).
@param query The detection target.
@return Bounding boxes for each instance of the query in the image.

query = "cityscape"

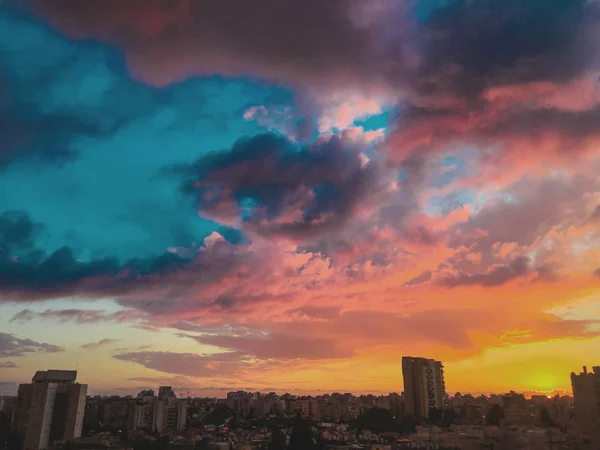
[1,359,599,450]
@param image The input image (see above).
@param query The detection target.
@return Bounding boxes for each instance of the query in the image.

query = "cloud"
[0,7,156,168]
[594,268,600,278]
[81,338,120,350]
[440,255,531,288]
[0,210,192,301]
[404,271,432,287]
[10,308,141,324]
[411,0,594,97]
[169,132,394,240]
[35,0,393,89]
[184,331,353,361]
[285,306,341,321]
[450,175,598,250]
[113,350,276,378]
[0,361,18,369]
[34,0,597,95]
[0,211,44,254]
[0,333,63,357]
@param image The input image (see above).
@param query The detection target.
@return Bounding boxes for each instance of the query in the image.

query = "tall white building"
[13,370,87,450]
[402,357,445,421]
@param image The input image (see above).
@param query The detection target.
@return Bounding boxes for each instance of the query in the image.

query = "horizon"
[1,0,600,398]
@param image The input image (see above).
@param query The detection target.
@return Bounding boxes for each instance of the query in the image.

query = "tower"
[402,357,445,421]
[13,370,87,450]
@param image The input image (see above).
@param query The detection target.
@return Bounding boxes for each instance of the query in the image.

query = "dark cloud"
[594,268,600,278]
[169,133,392,240]
[412,0,593,97]
[34,0,597,96]
[0,361,18,369]
[387,0,600,170]
[0,332,63,357]
[81,339,120,350]
[590,205,600,220]
[404,271,432,287]
[0,211,44,254]
[440,255,531,288]
[35,0,393,89]
[0,210,192,300]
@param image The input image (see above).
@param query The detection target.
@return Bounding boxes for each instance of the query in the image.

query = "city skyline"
[0,362,579,400]
[1,0,600,398]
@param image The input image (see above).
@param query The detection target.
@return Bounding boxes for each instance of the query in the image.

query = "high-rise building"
[130,390,156,431]
[154,396,187,433]
[130,388,186,433]
[402,356,445,421]
[13,370,87,450]
[571,366,600,423]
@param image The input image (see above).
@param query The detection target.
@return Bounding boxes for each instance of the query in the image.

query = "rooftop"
[32,370,77,383]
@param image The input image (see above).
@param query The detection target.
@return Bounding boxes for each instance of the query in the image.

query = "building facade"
[13,370,87,450]
[130,387,187,433]
[402,357,445,421]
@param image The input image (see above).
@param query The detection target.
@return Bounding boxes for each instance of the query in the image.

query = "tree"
[203,405,235,426]
[401,415,417,434]
[351,407,402,434]
[288,415,317,450]
[427,407,443,425]
[441,408,459,428]
[267,427,286,450]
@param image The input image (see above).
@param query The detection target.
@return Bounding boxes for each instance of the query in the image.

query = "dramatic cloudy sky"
[1,0,600,397]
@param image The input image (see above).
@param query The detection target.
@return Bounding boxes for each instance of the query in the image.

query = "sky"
[1,0,600,398]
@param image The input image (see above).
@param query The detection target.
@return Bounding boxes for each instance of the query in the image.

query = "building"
[158,386,176,400]
[571,366,600,421]
[0,396,17,416]
[13,370,87,450]
[402,357,445,421]
[226,391,256,415]
[501,391,532,425]
[129,388,187,433]
[130,390,156,431]
[571,365,600,446]
[155,397,187,433]
[289,398,320,419]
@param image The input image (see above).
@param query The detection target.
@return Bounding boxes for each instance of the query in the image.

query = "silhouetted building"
[402,357,445,421]
[13,370,87,450]
[571,365,600,446]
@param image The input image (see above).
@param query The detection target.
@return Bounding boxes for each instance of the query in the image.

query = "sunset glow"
[1,0,599,398]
